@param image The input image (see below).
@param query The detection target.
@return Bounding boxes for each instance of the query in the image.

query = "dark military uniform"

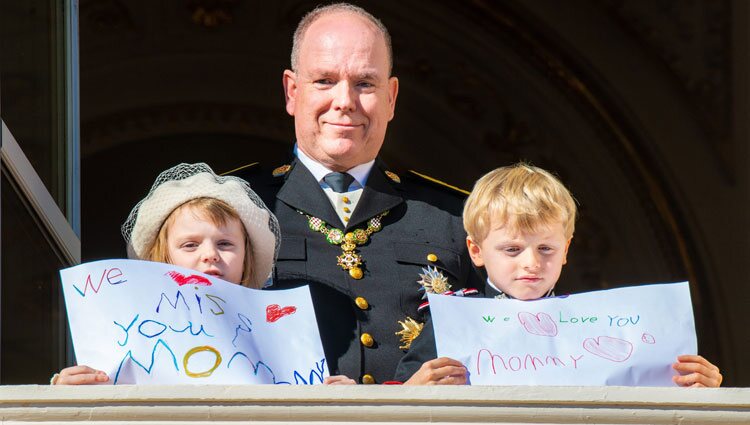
[393,281,499,382]
[232,157,483,383]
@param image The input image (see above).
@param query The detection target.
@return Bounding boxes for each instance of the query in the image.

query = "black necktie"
[323,172,355,193]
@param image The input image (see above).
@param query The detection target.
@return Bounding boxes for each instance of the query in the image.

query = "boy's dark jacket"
[394,281,501,382]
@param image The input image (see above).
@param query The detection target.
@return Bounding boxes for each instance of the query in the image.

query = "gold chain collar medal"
[300,210,389,279]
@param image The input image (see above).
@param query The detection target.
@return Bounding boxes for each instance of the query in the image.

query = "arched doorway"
[80,0,744,384]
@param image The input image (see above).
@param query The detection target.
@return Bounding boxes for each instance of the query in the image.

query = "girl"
[52,163,353,385]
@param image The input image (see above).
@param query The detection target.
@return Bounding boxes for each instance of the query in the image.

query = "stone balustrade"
[1,385,748,424]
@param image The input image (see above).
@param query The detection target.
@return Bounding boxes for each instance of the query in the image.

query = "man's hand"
[323,375,357,385]
[672,354,723,387]
[52,365,110,385]
[403,357,467,385]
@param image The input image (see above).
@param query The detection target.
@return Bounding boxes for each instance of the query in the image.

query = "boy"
[396,163,722,387]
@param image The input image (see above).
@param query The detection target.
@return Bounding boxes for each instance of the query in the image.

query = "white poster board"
[430,282,696,386]
[60,259,328,385]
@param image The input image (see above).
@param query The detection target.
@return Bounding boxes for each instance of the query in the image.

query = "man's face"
[283,12,398,171]
[467,220,571,300]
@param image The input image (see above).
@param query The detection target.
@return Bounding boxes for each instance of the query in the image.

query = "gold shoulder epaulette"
[221,162,259,176]
[272,164,292,177]
[407,170,470,195]
[385,170,400,183]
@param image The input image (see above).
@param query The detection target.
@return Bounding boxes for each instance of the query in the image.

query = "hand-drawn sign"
[429,282,697,386]
[60,259,328,385]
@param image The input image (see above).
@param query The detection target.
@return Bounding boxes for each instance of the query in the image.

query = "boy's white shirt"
[486,278,555,299]
[486,278,503,296]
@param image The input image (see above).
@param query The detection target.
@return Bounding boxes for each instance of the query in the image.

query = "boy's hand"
[323,375,357,385]
[403,357,467,385]
[672,355,722,387]
[52,365,110,385]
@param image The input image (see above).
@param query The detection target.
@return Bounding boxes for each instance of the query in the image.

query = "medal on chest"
[299,210,389,279]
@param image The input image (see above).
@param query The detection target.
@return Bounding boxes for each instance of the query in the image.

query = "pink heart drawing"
[517,312,558,337]
[583,336,633,362]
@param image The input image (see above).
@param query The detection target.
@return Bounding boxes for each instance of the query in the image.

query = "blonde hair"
[463,163,577,243]
[147,197,255,288]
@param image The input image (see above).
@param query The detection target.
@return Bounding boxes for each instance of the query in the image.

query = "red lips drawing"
[517,312,558,337]
[166,271,212,286]
[266,304,297,323]
[583,336,633,362]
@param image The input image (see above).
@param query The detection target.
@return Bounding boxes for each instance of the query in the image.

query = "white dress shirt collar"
[295,145,375,190]
[487,278,505,297]
[486,277,556,300]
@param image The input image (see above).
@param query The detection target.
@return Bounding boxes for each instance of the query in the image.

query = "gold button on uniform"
[343,216,350,222]
[355,297,369,310]
[349,267,363,280]
[427,253,438,262]
[343,207,351,213]
[342,196,351,204]
[360,333,374,347]
[362,374,375,384]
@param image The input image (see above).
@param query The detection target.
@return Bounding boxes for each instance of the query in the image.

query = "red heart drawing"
[583,336,633,362]
[266,304,297,323]
[166,271,212,286]
[517,312,558,337]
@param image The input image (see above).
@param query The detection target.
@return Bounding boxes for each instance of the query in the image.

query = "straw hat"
[121,163,279,288]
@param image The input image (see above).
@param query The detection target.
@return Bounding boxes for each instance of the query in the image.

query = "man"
[232,3,481,384]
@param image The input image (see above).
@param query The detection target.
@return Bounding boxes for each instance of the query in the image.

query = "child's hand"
[672,354,722,387]
[52,365,110,385]
[403,357,467,385]
[323,375,357,385]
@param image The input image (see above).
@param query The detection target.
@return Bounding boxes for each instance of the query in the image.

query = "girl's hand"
[672,354,722,387]
[52,365,110,385]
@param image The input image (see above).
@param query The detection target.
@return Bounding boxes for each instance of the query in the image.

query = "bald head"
[290,3,393,75]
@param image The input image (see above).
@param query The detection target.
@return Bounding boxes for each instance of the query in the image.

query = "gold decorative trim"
[220,162,259,176]
[407,170,470,195]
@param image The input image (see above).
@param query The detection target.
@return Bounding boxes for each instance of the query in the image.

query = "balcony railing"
[1,385,748,423]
